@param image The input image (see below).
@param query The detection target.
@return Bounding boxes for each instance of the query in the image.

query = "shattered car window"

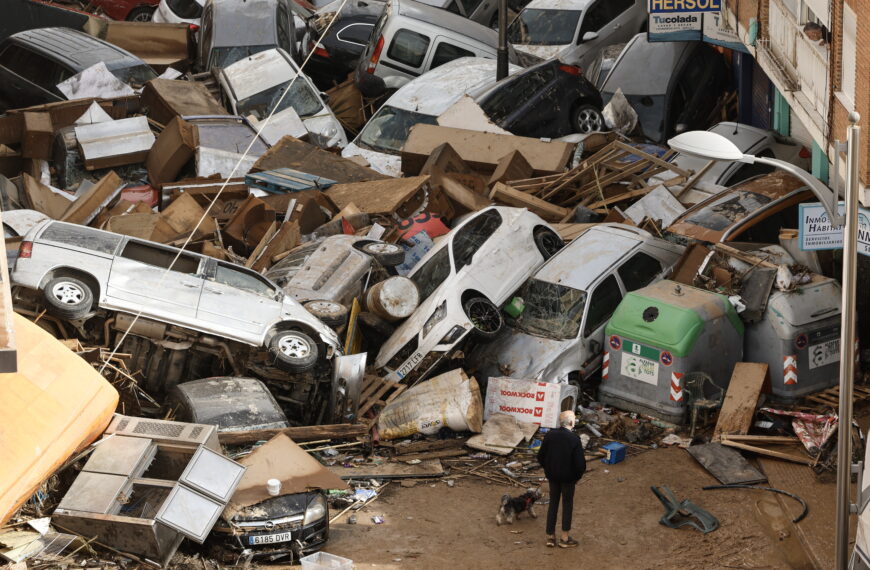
[513,279,587,340]
[41,223,122,255]
[357,106,439,154]
[214,264,277,298]
[410,246,451,302]
[110,64,158,88]
[684,190,774,231]
[451,209,502,271]
[508,9,581,45]
[237,78,324,120]
[264,241,320,286]
[479,66,555,123]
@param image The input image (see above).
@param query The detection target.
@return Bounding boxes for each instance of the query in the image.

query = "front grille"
[386,336,419,370]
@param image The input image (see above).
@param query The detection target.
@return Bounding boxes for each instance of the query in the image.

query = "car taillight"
[188,24,200,32]
[313,44,330,58]
[18,241,32,259]
[799,146,811,159]
[558,64,582,76]
[367,36,384,73]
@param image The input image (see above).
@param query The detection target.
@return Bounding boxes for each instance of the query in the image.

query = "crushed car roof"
[9,27,145,71]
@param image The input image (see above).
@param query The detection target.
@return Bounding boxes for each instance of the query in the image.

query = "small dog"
[496,488,542,525]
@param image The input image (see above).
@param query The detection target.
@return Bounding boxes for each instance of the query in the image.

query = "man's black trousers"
[546,480,576,535]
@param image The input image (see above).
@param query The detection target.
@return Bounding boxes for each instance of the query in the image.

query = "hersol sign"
[648,0,721,41]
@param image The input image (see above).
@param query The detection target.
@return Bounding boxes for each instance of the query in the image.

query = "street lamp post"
[670,121,862,569]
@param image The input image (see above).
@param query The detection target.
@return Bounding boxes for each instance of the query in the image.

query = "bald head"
[559,410,576,428]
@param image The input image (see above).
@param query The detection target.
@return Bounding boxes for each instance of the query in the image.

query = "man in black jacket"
[537,410,586,548]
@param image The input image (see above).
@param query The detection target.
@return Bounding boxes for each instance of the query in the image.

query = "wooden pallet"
[805,384,870,408]
[358,375,407,425]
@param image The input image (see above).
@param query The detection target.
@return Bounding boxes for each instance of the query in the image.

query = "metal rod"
[835,112,861,570]
[496,0,508,80]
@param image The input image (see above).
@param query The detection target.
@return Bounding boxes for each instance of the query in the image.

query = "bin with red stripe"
[599,280,744,424]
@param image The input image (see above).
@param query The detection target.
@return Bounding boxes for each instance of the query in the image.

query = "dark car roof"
[601,33,694,95]
[208,0,281,47]
[6,27,148,72]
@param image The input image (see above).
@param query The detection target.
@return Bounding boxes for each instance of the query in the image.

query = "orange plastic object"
[0,314,118,524]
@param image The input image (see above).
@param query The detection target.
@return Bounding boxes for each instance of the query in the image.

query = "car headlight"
[303,495,327,526]
[438,325,466,346]
[422,301,447,338]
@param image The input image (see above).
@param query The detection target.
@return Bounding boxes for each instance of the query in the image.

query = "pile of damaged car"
[0,0,866,567]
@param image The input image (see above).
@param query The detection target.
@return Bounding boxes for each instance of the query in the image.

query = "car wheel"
[304,300,349,328]
[360,242,406,266]
[126,6,155,21]
[269,330,319,373]
[533,228,564,259]
[43,276,94,320]
[572,104,604,134]
[463,296,503,341]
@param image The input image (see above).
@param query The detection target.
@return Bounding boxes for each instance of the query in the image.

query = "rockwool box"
[484,377,578,428]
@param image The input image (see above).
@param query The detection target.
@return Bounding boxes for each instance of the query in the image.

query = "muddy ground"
[276,447,827,569]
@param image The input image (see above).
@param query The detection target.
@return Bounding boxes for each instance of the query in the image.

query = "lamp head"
[668,130,746,161]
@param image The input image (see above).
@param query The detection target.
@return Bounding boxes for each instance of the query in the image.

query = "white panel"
[802,0,830,28]
[841,3,857,105]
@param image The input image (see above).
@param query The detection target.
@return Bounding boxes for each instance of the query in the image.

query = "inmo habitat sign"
[799,202,870,257]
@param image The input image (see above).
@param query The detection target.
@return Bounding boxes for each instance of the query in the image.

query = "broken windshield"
[684,190,773,231]
[509,9,581,45]
[513,279,587,340]
[357,106,439,154]
[237,78,324,120]
[410,246,451,302]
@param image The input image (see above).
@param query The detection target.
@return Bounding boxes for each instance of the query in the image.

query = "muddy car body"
[471,224,683,386]
[375,206,563,382]
[666,171,812,244]
[11,221,341,375]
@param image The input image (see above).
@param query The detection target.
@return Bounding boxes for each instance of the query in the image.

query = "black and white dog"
[496,488,542,525]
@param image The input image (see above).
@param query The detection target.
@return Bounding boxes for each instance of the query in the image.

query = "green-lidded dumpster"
[599,280,744,424]
[745,277,843,402]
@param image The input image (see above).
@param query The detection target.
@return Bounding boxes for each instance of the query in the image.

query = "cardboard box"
[325,176,430,218]
[103,21,191,72]
[62,171,123,226]
[222,195,277,253]
[75,116,155,170]
[141,79,227,127]
[252,136,388,184]
[22,112,53,160]
[146,117,198,188]
[401,124,574,177]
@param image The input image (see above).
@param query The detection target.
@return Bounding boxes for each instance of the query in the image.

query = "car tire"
[360,242,406,267]
[463,296,503,341]
[269,330,319,373]
[533,228,563,259]
[358,311,396,337]
[43,276,94,320]
[126,6,155,21]
[304,300,349,328]
[572,103,604,134]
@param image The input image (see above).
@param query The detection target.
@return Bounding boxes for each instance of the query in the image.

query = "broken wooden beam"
[489,182,569,221]
[218,423,369,446]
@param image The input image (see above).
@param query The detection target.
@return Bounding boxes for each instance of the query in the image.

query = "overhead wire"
[99,0,351,373]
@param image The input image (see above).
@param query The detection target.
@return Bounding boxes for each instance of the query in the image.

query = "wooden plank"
[325,176,430,216]
[328,458,444,480]
[218,423,368,446]
[488,182,569,221]
[685,442,767,484]
[394,438,467,455]
[0,205,16,372]
[586,186,655,210]
[714,362,769,441]
[724,435,802,444]
[720,439,813,465]
[392,449,468,462]
[434,171,493,212]
[612,141,691,178]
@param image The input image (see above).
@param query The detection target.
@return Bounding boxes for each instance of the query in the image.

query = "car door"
[197,260,283,340]
[106,239,205,321]
[449,209,508,302]
[426,37,477,70]
[570,0,634,70]
[0,45,64,108]
[579,273,624,370]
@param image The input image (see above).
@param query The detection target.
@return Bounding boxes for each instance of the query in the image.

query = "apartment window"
[839,3,856,107]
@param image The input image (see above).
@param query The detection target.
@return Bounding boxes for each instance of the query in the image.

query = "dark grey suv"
[0,27,156,111]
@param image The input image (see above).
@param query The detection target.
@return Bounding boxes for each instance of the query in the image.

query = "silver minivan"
[11,221,341,373]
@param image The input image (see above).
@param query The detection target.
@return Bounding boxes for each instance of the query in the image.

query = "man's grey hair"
[559,410,576,427]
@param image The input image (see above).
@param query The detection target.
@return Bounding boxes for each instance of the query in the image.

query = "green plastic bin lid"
[605,280,744,358]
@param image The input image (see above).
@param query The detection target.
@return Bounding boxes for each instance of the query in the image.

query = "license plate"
[809,339,840,369]
[396,351,424,379]
[620,354,659,385]
[248,531,293,545]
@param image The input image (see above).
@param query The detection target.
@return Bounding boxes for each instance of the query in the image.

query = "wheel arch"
[39,268,101,300]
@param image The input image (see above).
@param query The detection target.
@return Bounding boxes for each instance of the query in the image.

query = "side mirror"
[581,31,599,42]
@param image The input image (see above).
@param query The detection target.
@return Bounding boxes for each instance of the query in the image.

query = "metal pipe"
[835,112,861,570]
[496,0,508,80]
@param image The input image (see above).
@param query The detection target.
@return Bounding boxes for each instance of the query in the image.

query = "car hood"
[473,326,573,382]
[341,143,402,177]
[511,44,567,60]
[230,492,315,522]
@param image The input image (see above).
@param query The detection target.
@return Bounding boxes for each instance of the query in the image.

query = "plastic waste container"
[300,552,353,570]
[599,280,744,424]
[745,276,845,401]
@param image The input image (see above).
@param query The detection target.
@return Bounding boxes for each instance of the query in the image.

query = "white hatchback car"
[218,48,347,149]
[509,0,646,72]
[152,0,204,24]
[470,224,683,386]
[375,206,563,383]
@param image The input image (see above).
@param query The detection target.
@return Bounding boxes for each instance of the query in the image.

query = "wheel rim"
[51,282,84,305]
[575,108,603,134]
[538,232,561,256]
[307,301,341,316]
[466,299,501,333]
[278,334,311,359]
[132,11,152,21]
[366,243,401,255]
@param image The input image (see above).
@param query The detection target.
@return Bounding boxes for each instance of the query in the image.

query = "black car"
[472,58,604,138]
[599,34,732,144]
[0,27,156,111]
[306,13,377,90]
[168,377,331,562]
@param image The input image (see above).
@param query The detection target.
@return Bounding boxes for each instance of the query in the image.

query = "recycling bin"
[599,280,744,424]
[745,276,845,402]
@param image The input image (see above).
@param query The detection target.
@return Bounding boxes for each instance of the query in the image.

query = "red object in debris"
[88,0,159,21]
[120,185,158,207]
[799,146,811,159]
[311,42,330,58]
[341,217,355,235]
[558,64,583,76]
[18,241,32,259]
[367,36,385,73]
[398,212,449,240]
